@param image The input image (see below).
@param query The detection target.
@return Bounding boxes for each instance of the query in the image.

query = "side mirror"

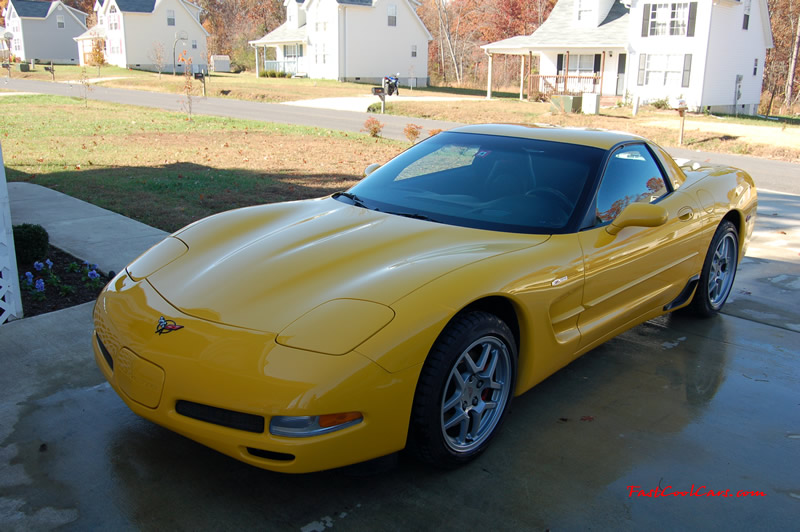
[363,163,381,177]
[606,203,668,235]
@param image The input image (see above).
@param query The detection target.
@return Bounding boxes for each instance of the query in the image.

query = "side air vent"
[96,334,114,370]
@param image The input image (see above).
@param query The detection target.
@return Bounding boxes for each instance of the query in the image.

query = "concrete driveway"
[2,191,799,530]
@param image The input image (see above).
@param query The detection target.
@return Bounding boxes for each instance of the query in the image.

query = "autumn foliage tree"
[416,0,555,88]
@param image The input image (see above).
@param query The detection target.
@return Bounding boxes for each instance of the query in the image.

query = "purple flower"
[45,259,53,269]
[91,264,99,271]
[35,279,45,292]
[34,261,44,271]
[24,272,33,285]
[88,270,100,280]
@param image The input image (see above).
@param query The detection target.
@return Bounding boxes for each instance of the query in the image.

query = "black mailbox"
[372,86,385,96]
[194,72,205,80]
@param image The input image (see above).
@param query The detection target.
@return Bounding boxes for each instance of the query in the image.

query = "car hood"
[147,197,548,332]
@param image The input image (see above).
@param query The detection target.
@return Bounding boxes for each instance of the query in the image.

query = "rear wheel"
[408,311,516,468]
[690,220,739,317]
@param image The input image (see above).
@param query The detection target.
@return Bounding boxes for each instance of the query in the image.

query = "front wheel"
[408,311,517,468]
[690,220,739,317]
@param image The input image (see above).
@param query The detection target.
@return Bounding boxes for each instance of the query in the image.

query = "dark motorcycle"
[384,74,400,96]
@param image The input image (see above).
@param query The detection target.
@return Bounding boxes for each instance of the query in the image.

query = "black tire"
[408,310,517,468]
[690,220,739,317]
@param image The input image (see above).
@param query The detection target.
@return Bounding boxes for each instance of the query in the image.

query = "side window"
[595,145,669,223]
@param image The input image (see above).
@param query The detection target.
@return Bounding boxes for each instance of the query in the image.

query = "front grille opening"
[96,334,114,370]
[175,400,265,433]
[247,447,295,461]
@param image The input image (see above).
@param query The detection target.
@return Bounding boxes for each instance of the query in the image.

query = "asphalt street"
[3,77,799,195]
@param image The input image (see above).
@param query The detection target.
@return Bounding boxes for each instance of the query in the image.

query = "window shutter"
[687,2,697,37]
[742,14,749,30]
[557,54,564,73]
[637,54,646,86]
[641,4,651,37]
[594,54,601,73]
[682,54,692,87]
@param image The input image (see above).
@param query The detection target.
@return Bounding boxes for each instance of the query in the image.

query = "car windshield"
[339,131,605,234]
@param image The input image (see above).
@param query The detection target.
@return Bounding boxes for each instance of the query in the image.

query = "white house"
[2,0,88,64]
[249,0,432,87]
[482,0,773,115]
[75,0,209,73]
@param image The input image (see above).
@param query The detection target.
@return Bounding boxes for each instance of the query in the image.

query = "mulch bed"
[17,245,110,318]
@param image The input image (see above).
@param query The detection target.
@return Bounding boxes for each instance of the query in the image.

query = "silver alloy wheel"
[708,232,737,308]
[440,336,512,453]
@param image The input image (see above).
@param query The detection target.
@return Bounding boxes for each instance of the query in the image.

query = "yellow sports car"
[92,124,756,473]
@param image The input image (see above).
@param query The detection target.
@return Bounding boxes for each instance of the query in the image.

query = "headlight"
[126,237,188,280]
[276,299,394,355]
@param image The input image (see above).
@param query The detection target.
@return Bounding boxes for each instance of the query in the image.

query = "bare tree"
[785,11,800,109]
[148,41,167,79]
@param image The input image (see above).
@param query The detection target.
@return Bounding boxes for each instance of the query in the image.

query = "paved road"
[4,78,799,195]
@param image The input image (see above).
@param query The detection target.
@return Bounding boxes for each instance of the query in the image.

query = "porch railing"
[530,74,602,96]
[263,60,298,74]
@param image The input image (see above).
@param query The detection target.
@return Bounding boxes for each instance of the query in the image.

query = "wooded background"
[1,0,798,114]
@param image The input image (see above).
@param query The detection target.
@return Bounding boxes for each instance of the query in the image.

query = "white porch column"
[519,55,525,100]
[254,46,259,77]
[486,53,493,99]
[0,144,23,323]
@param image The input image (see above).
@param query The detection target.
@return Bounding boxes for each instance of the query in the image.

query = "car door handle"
[678,206,694,221]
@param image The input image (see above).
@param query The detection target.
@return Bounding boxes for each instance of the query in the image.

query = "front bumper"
[92,271,420,473]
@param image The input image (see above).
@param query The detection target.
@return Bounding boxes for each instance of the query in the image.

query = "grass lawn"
[1,94,407,232]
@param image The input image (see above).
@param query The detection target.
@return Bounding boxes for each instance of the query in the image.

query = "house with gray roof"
[76,0,208,72]
[249,0,432,87]
[2,0,88,64]
[482,0,773,115]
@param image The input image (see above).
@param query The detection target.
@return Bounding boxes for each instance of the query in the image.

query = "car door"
[577,143,705,349]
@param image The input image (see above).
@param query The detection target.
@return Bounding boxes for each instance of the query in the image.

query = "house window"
[13,38,20,52]
[322,43,327,64]
[644,54,684,86]
[99,15,104,25]
[57,15,65,29]
[638,53,692,87]
[192,40,197,49]
[558,54,596,75]
[642,2,696,37]
[167,9,175,26]
[109,6,118,30]
[669,3,689,35]
[283,44,303,59]
[743,0,751,30]
[577,0,592,21]
[411,45,417,58]
[388,4,397,26]
[649,3,669,36]
[753,58,758,76]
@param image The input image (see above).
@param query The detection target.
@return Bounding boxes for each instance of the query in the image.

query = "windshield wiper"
[382,210,439,223]
[333,191,369,209]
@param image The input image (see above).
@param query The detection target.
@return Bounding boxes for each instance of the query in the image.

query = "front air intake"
[175,400,265,433]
